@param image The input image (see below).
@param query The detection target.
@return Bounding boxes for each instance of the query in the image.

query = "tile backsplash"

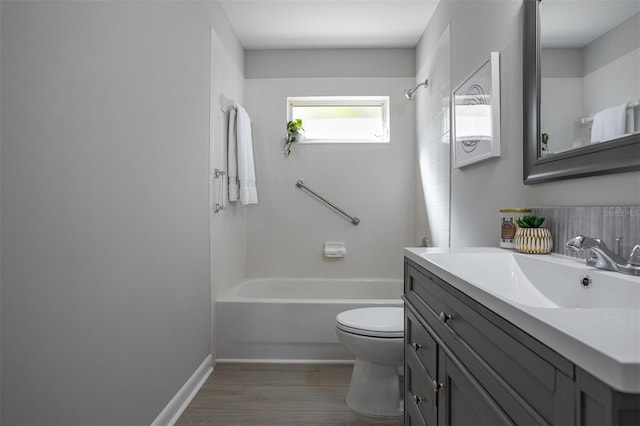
[532,206,640,258]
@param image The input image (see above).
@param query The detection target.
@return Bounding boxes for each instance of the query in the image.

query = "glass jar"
[500,208,532,249]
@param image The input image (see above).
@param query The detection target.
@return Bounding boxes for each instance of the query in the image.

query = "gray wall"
[245,48,415,78]
[0,1,227,424]
[417,0,528,247]
[416,0,640,248]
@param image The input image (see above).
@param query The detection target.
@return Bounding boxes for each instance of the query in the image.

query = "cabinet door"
[438,347,514,426]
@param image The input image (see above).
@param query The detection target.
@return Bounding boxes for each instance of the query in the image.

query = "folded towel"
[590,103,628,143]
[235,105,258,205]
[227,107,239,202]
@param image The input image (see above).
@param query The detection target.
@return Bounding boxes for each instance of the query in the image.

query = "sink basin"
[423,252,640,309]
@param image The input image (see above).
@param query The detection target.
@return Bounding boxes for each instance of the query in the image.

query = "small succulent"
[516,215,545,228]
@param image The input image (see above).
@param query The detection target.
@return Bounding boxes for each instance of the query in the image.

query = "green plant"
[541,132,549,152]
[516,214,546,228]
[284,119,304,157]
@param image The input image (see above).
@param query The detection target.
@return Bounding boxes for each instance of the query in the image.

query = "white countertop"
[404,247,640,393]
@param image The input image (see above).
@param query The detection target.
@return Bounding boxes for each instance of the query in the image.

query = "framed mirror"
[523,0,640,184]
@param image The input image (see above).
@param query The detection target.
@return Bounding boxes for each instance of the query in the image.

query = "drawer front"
[405,260,558,424]
[406,344,437,426]
[404,395,426,426]
[406,307,438,380]
[439,348,514,426]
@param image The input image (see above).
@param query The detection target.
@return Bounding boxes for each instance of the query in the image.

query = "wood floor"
[176,363,403,426]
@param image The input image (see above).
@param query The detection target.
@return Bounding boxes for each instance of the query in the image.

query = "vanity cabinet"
[403,257,640,425]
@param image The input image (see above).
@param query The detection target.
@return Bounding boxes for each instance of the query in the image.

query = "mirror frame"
[523,0,640,184]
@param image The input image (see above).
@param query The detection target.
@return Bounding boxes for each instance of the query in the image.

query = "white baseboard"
[216,358,354,364]
[151,354,213,426]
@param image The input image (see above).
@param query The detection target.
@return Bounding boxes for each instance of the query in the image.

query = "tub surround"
[404,247,640,393]
[215,277,403,362]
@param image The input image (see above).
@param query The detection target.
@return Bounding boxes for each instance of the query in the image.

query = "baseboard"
[216,358,354,364]
[151,354,213,426]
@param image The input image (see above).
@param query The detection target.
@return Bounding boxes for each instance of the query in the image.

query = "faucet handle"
[615,236,623,256]
[628,245,640,266]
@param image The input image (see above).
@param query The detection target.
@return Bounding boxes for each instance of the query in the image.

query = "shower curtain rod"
[295,180,360,225]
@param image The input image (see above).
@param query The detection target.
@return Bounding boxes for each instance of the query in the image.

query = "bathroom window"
[287,96,390,143]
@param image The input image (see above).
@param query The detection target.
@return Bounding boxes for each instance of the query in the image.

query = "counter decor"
[514,214,552,254]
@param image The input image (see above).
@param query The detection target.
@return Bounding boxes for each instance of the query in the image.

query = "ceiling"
[541,0,640,48]
[219,0,440,50]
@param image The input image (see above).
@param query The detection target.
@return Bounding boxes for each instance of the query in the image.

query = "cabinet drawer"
[406,307,438,381]
[405,260,566,424]
[405,394,426,426]
[406,344,436,426]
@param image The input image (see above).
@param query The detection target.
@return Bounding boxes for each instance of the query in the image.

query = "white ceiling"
[219,0,440,50]
[220,0,640,51]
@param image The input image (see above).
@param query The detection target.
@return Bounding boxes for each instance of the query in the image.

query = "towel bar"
[580,99,640,125]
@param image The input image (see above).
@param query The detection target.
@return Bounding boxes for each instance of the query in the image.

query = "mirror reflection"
[539,0,640,157]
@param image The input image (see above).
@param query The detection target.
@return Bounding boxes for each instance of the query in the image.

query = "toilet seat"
[336,307,404,338]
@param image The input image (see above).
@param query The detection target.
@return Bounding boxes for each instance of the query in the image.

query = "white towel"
[590,103,628,143]
[227,107,239,201]
[235,105,258,205]
[625,107,635,134]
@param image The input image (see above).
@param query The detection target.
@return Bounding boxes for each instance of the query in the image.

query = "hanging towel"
[590,103,628,143]
[227,107,239,201]
[235,104,259,205]
[625,106,635,135]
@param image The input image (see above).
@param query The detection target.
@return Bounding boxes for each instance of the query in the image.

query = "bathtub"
[215,277,403,362]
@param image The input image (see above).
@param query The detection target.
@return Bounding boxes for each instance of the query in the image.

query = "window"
[287,96,390,143]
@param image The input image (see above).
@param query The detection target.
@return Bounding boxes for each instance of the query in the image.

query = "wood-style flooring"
[176,363,403,426]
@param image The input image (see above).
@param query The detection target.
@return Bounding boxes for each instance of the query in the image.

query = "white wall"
[415,0,640,249]
[415,25,451,248]
[0,1,228,424]
[0,3,3,421]
[243,50,416,279]
[209,27,246,359]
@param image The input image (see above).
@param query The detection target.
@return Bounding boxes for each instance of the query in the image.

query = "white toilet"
[335,306,404,417]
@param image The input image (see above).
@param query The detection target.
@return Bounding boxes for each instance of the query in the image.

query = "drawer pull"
[412,393,422,404]
[438,311,452,323]
[410,342,422,351]
[432,380,444,393]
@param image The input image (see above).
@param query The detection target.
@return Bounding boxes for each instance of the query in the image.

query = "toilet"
[335,306,404,417]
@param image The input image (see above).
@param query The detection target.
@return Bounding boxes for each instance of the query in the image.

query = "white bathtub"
[215,277,404,362]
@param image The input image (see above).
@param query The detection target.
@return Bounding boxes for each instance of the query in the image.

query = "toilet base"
[345,358,403,417]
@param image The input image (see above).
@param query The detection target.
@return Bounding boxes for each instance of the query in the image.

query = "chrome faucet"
[566,235,640,276]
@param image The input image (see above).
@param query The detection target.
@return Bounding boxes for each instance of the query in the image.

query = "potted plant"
[514,214,553,254]
[284,119,304,157]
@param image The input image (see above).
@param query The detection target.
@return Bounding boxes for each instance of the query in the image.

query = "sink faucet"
[566,235,640,276]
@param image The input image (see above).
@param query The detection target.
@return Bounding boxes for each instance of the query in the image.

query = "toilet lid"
[336,307,404,338]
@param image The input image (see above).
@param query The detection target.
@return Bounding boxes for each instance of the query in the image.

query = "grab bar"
[295,180,360,225]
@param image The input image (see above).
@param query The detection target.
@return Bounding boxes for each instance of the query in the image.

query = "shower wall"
[415,26,451,248]
[209,27,245,359]
[243,51,416,279]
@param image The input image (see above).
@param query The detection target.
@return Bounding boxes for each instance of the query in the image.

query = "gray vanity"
[403,248,640,425]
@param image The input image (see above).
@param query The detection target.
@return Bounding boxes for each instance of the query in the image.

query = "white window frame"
[287,96,390,143]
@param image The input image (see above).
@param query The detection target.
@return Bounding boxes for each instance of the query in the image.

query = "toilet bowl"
[335,306,404,417]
